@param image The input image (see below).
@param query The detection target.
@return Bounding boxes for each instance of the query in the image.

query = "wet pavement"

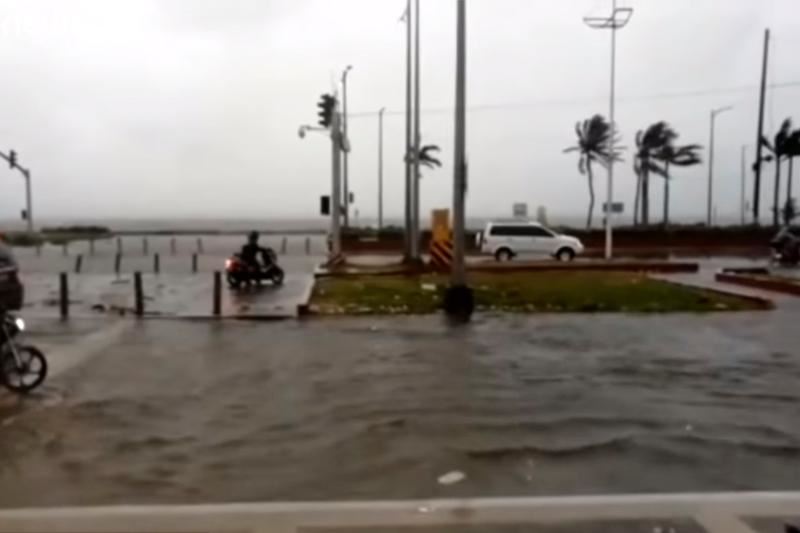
[0,312,798,508]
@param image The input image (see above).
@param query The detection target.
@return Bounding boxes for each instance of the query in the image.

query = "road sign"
[512,203,528,218]
[603,202,624,214]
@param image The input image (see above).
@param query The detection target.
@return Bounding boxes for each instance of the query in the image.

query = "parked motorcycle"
[770,226,800,266]
[224,249,285,288]
[0,313,47,393]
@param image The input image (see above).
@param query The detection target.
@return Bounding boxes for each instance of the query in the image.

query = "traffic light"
[317,94,335,128]
[320,195,330,216]
[8,150,16,169]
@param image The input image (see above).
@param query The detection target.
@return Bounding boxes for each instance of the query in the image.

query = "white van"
[477,221,584,261]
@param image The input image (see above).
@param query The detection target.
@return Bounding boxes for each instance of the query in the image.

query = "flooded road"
[0,312,798,507]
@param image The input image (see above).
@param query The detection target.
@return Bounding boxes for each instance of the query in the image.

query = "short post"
[62,243,68,256]
[196,237,204,254]
[305,237,311,255]
[213,271,222,316]
[153,253,160,274]
[116,237,123,255]
[59,272,69,319]
[114,253,122,275]
[142,237,149,256]
[134,271,144,317]
[74,254,83,274]
[170,237,176,255]
[89,238,95,256]
[280,237,287,254]
[192,253,198,274]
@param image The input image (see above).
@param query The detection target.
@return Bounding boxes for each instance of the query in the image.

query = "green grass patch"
[311,272,764,315]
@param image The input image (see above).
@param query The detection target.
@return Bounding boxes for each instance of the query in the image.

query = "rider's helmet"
[248,231,259,244]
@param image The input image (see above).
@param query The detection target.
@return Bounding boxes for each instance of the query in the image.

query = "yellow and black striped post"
[429,236,453,272]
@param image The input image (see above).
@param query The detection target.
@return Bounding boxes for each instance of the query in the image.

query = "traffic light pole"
[0,150,34,234]
[330,109,343,258]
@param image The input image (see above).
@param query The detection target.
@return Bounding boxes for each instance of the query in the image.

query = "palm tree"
[418,145,442,170]
[633,122,677,226]
[564,114,621,228]
[761,118,792,227]
[653,142,703,226]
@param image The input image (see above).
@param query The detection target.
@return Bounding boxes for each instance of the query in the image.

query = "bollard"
[89,238,95,256]
[143,237,149,256]
[305,237,311,255]
[114,253,122,275]
[59,272,69,319]
[62,243,68,257]
[192,253,198,274]
[170,237,177,255]
[196,237,204,254]
[213,271,222,316]
[154,253,160,274]
[134,272,144,317]
[74,254,83,274]
[280,236,287,254]
[116,237,123,255]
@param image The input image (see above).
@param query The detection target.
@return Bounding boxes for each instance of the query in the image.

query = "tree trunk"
[772,157,782,227]
[787,156,794,206]
[633,171,641,226]
[586,164,595,229]
[642,167,650,225]
[663,163,670,227]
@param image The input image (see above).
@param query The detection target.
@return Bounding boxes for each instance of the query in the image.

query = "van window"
[489,225,522,236]
[522,226,554,237]
[490,225,552,237]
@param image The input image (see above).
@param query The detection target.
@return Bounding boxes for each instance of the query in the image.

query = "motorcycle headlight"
[14,318,25,332]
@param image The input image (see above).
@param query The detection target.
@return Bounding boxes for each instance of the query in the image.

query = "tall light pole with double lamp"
[707,105,733,226]
[0,150,33,234]
[341,65,353,227]
[377,107,386,231]
[584,1,632,260]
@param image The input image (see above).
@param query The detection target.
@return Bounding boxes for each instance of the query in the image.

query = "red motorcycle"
[224,250,285,289]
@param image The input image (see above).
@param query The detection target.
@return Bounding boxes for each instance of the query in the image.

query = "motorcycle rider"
[241,231,272,270]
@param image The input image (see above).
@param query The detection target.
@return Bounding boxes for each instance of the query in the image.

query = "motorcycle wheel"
[226,272,242,289]
[271,268,285,286]
[1,346,48,394]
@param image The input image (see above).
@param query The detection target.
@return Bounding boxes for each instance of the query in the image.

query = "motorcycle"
[225,249,285,288]
[770,227,800,266]
[0,314,48,393]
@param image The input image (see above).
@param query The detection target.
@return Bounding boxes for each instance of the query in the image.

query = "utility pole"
[341,65,353,228]
[584,0,633,260]
[741,145,747,225]
[707,105,733,226]
[330,106,343,257]
[1,150,34,234]
[378,107,385,231]
[403,0,413,261]
[410,0,422,261]
[443,0,473,320]
[753,28,769,225]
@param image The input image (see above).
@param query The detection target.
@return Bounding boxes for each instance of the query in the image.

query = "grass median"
[310,271,767,315]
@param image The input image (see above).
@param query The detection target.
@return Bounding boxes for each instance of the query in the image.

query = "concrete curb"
[715,271,800,297]
[654,276,774,310]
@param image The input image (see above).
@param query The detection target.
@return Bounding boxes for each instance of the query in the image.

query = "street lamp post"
[740,145,747,225]
[410,0,422,261]
[707,105,734,226]
[584,1,632,261]
[341,65,353,228]
[378,107,385,231]
[0,150,34,234]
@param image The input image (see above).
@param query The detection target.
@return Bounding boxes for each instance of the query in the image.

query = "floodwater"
[0,312,798,507]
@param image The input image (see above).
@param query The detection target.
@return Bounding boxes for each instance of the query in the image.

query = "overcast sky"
[0,0,798,225]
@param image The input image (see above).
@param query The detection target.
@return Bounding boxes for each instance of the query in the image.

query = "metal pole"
[740,145,747,225]
[753,29,769,224]
[707,110,715,226]
[605,0,616,261]
[452,0,467,287]
[378,107,385,231]
[330,107,343,257]
[341,66,352,228]
[23,169,33,234]
[411,0,422,261]
[404,0,413,260]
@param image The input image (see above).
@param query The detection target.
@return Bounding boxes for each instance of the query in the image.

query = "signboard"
[512,203,528,218]
[431,209,450,242]
[602,202,624,214]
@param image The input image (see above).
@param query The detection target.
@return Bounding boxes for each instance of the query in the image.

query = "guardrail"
[0,492,797,533]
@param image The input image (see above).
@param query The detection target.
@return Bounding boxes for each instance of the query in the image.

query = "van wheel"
[495,248,513,262]
[555,248,575,262]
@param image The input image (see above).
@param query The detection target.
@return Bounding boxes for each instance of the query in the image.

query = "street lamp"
[707,105,734,226]
[341,65,353,227]
[377,107,386,231]
[584,1,632,261]
[740,145,748,225]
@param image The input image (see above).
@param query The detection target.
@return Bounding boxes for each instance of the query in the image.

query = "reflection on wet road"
[0,313,798,507]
